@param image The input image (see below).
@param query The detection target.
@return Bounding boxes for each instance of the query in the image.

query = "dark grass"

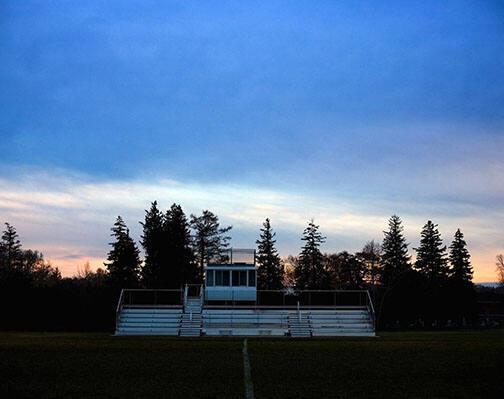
[0,333,244,399]
[249,330,504,399]
[1,331,503,399]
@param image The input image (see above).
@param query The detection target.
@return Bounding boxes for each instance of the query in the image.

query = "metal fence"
[203,289,373,309]
[120,289,184,308]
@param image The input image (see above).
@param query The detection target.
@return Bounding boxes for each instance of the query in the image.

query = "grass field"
[1,331,503,398]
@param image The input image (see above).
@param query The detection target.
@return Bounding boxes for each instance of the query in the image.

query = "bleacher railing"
[205,289,374,310]
[120,289,184,309]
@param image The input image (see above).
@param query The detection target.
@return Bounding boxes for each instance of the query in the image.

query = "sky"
[1,1,503,281]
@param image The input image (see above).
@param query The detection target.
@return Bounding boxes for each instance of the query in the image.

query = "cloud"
[0,166,502,281]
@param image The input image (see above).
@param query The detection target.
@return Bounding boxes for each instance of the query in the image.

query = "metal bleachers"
[115,308,182,336]
[310,309,375,337]
[203,309,289,336]
[114,287,376,337]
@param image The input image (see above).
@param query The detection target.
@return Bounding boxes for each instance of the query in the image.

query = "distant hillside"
[476,282,501,288]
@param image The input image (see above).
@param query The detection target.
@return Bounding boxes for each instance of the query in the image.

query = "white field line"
[242,339,255,399]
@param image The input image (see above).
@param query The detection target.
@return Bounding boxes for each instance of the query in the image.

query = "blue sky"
[1,1,503,280]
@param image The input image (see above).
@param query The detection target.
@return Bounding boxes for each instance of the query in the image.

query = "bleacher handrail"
[115,289,125,332]
[366,290,376,329]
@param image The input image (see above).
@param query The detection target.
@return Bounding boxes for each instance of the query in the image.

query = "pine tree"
[256,218,284,290]
[414,220,449,282]
[447,229,475,325]
[295,220,327,289]
[164,204,196,287]
[190,210,232,281]
[105,216,141,288]
[448,229,473,283]
[0,222,23,270]
[380,215,411,287]
[140,201,165,287]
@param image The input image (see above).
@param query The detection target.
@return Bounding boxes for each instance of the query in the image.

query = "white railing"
[115,289,125,331]
[366,290,376,329]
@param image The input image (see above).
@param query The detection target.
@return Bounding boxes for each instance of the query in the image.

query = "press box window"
[248,270,256,287]
[206,270,214,286]
[215,270,223,286]
[222,270,230,286]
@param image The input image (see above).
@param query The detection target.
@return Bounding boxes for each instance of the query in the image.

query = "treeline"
[284,216,477,328]
[0,223,113,331]
[104,204,478,327]
[0,201,500,330]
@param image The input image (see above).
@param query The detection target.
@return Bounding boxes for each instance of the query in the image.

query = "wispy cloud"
[0,167,502,281]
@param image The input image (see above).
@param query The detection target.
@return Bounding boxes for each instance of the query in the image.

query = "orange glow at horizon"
[47,252,500,283]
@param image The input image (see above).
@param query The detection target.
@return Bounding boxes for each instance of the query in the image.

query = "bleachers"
[115,308,182,336]
[115,307,375,336]
[203,309,289,336]
[114,287,376,337]
[310,309,375,337]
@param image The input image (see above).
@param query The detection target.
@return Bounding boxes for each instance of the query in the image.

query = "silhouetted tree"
[326,251,365,289]
[29,258,61,287]
[447,229,475,325]
[414,221,448,282]
[0,222,23,270]
[448,229,473,283]
[256,218,284,290]
[105,216,141,288]
[414,221,451,325]
[140,201,165,287]
[164,204,197,287]
[295,220,327,289]
[356,240,382,288]
[283,256,298,288]
[380,215,411,287]
[190,210,232,282]
[377,216,424,328]
[495,255,504,287]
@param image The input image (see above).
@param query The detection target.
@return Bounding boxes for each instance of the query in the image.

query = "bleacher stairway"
[180,297,203,337]
[288,311,311,337]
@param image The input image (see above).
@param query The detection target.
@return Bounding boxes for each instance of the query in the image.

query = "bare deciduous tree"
[496,254,504,287]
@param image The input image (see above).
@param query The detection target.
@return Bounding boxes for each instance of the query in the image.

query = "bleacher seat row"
[115,307,375,337]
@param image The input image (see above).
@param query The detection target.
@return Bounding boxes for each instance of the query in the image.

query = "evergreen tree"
[105,216,141,288]
[190,210,232,282]
[448,229,473,283]
[380,215,411,287]
[0,222,23,270]
[256,218,284,290]
[140,201,165,287]
[164,204,197,287]
[414,220,449,282]
[294,220,327,289]
[447,229,475,325]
